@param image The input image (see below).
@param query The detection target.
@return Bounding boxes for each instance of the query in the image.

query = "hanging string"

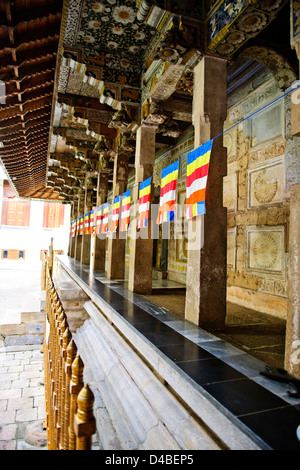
[120,83,300,199]
[81,82,300,212]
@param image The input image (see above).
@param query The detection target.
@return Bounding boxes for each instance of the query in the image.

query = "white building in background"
[0,165,70,268]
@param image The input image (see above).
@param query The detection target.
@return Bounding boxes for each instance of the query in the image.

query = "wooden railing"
[43,264,96,450]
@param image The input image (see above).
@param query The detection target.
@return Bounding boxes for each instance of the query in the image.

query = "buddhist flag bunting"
[110,196,120,232]
[95,205,102,234]
[138,177,151,229]
[101,202,109,234]
[157,160,179,224]
[79,215,84,235]
[70,220,72,237]
[73,220,76,237]
[120,190,131,232]
[76,218,80,236]
[84,212,90,234]
[89,209,95,235]
[186,139,213,219]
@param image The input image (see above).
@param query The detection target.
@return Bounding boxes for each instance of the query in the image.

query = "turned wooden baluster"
[48,288,58,449]
[74,384,96,450]
[43,274,52,441]
[63,339,77,450]
[69,355,84,450]
[60,327,71,449]
[55,310,67,449]
[51,293,61,449]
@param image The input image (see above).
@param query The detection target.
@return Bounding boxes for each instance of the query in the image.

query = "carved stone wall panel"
[223,125,237,161]
[248,100,284,149]
[224,161,237,211]
[284,92,300,189]
[249,141,285,167]
[246,226,285,276]
[227,228,236,271]
[248,160,284,208]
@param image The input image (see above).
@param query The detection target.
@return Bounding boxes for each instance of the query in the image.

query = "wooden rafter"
[0,0,63,199]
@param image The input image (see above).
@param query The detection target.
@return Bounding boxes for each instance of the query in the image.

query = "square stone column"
[81,187,93,265]
[185,56,228,330]
[128,125,156,294]
[67,217,73,256]
[69,203,77,258]
[93,172,109,272]
[284,33,300,378]
[107,152,129,279]
[75,194,84,261]
[285,184,300,378]
[70,213,77,259]
[68,221,73,257]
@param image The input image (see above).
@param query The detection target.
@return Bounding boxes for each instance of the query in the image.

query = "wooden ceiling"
[0,0,63,199]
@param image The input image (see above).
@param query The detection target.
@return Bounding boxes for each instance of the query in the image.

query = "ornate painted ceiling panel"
[206,0,290,57]
[63,0,157,89]
[78,0,156,53]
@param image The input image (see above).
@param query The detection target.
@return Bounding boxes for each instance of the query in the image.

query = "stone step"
[0,319,44,336]
[21,311,44,324]
[0,311,45,348]
[3,334,43,347]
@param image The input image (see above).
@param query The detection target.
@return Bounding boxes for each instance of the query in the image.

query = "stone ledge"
[58,259,266,450]
[83,300,262,450]
[74,302,221,451]
[53,265,90,332]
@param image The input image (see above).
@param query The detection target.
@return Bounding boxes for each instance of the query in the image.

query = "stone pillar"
[285,185,300,378]
[284,32,300,378]
[68,203,75,257]
[93,172,109,271]
[81,185,93,265]
[128,125,156,294]
[185,56,227,330]
[75,194,84,261]
[107,153,129,279]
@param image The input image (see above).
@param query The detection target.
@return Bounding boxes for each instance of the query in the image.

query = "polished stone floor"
[59,256,300,450]
[142,291,286,369]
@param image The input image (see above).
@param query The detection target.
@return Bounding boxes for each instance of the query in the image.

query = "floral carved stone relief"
[247,226,284,274]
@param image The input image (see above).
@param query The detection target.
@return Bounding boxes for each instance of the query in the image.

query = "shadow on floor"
[142,292,286,370]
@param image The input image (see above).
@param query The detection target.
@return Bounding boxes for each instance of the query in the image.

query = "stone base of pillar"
[75,236,82,261]
[67,237,72,257]
[81,234,91,265]
[185,208,227,330]
[128,227,153,294]
[93,236,106,271]
[107,235,126,280]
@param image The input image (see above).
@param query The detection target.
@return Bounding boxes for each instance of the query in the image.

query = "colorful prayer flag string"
[95,205,102,234]
[79,215,84,235]
[157,160,179,224]
[84,212,90,234]
[110,196,120,232]
[138,177,151,229]
[101,202,109,234]
[89,209,95,235]
[186,139,213,219]
[120,190,131,232]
